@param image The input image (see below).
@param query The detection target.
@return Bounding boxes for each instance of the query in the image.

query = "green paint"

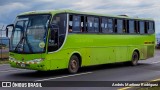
[9,10,155,71]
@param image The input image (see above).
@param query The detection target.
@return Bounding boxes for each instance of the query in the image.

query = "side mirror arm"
[6,24,14,37]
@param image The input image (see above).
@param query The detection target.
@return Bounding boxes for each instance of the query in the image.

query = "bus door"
[48,26,59,52]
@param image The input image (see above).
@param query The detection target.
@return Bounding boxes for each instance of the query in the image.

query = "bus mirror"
[6,24,14,38]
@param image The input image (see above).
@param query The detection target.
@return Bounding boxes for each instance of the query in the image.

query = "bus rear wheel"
[68,55,79,74]
[131,51,139,66]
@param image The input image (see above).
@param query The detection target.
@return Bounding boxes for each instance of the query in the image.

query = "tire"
[131,51,139,66]
[68,55,79,74]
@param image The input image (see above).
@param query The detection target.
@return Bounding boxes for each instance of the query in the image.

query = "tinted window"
[53,14,67,35]
[129,20,135,33]
[117,19,123,33]
[140,21,144,34]
[101,18,108,33]
[108,19,113,33]
[94,18,99,32]
[87,17,94,32]
[68,15,81,33]
[148,22,154,34]
[48,14,67,52]
[73,15,81,32]
[86,17,99,32]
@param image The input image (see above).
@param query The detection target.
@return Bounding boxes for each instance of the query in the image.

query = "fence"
[0,25,9,60]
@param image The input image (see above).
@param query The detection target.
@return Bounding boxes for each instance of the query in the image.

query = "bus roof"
[18,9,154,21]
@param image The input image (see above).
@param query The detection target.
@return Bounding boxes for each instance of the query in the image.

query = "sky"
[0,0,160,34]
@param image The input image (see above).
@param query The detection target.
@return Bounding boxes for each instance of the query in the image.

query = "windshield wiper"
[14,31,33,53]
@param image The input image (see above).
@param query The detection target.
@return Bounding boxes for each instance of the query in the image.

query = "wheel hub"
[71,60,77,70]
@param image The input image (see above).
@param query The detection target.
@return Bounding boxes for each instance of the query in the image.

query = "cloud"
[0,0,160,33]
[0,2,30,24]
[0,0,22,5]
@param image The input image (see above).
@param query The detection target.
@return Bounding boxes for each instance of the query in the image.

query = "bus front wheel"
[68,55,79,74]
[131,51,139,66]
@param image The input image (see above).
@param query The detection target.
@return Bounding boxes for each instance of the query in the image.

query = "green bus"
[6,10,155,73]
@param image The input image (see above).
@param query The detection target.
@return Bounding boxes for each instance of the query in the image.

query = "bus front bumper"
[9,57,47,71]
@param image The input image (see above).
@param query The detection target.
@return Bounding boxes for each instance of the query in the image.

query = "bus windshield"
[10,14,51,53]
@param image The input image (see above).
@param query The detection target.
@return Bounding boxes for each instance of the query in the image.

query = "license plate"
[20,64,26,67]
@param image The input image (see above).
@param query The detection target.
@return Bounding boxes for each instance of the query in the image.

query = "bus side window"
[72,15,81,32]
[129,20,135,34]
[145,21,149,34]
[148,21,154,34]
[101,18,108,33]
[108,19,113,33]
[117,19,123,33]
[87,16,94,32]
[86,16,100,33]
[139,21,145,34]
[94,17,99,32]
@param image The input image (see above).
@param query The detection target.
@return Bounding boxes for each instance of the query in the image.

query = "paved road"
[0,50,160,90]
